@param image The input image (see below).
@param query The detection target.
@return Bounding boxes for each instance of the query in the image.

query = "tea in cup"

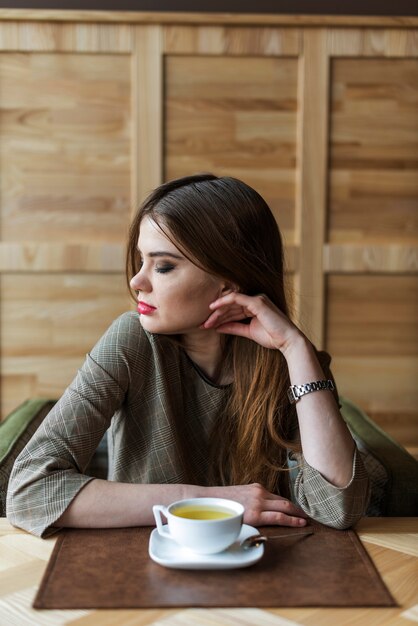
[152,497,244,555]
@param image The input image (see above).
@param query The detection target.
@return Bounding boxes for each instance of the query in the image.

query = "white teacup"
[152,497,244,555]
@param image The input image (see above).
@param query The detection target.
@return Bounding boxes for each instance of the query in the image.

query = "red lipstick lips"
[137,301,157,315]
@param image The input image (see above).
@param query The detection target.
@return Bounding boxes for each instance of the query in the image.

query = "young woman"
[7,174,369,538]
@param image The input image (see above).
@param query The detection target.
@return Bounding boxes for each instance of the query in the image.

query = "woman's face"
[130,217,228,335]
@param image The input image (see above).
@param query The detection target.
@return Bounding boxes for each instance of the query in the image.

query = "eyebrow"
[137,248,184,260]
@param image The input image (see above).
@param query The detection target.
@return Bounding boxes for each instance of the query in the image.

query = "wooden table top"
[0,517,417,626]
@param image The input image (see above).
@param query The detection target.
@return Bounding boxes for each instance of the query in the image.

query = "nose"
[130,268,151,293]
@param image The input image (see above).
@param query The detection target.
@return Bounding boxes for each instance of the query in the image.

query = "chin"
[138,315,160,333]
[138,314,202,336]
[138,315,178,335]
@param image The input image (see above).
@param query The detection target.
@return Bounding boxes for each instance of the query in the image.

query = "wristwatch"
[287,379,335,404]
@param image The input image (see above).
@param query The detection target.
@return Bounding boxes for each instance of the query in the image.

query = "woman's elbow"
[318,480,371,530]
[322,510,364,530]
[6,463,47,536]
[6,481,30,532]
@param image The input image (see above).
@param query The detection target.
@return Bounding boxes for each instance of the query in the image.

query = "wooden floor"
[0,517,417,626]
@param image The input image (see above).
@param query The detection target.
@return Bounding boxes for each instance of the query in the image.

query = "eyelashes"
[155,264,175,274]
[136,257,176,274]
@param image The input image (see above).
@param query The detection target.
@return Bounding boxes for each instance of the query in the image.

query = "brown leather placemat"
[33,523,396,609]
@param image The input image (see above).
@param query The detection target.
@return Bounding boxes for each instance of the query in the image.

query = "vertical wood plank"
[131,25,163,215]
[296,29,329,347]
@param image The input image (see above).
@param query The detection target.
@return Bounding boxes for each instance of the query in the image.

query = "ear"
[220,282,240,296]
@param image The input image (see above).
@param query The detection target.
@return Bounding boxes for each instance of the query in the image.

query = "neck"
[182,330,231,386]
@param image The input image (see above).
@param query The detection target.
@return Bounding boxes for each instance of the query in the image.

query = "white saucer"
[149,523,264,570]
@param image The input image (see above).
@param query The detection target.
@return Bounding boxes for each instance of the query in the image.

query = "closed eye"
[156,264,175,274]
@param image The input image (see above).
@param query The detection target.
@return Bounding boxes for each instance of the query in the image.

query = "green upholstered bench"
[1,396,417,518]
[339,396,418,517]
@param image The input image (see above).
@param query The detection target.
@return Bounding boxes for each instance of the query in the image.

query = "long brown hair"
[126,174,300,497]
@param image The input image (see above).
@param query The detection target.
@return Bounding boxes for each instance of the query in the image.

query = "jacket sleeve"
[6,312,138,538]
[290,350,370,529]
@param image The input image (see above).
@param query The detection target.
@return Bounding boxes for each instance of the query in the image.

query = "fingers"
[202,292,295,350]
[202,292,267,330]
[210,292,268,311]
[241,484,308,527]
[245,506,308,528]
[214,322,252,338]
[203,292,282,331]
[256,511,308,527]
[202,305,246,330]
[262,496,308,520]
[213,484,308,528]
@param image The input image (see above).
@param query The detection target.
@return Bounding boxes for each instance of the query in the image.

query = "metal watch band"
[287,379,335,404]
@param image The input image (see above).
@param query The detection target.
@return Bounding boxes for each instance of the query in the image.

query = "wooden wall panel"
[0,52,131,244]
[1,274,130,417]
[164,55,299,243]
[326,275,418,448]
[327,275,418,358]
[328,58,418,244]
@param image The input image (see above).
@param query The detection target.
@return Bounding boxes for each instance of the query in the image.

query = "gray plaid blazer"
[7,312,369,537]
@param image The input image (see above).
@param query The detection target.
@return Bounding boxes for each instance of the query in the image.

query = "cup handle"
[152,505,172,540]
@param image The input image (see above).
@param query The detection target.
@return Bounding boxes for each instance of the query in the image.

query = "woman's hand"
[206,483,308,527]
[202,292,302,353]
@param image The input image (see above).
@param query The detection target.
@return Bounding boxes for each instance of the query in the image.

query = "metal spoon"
[241,529,314,550]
